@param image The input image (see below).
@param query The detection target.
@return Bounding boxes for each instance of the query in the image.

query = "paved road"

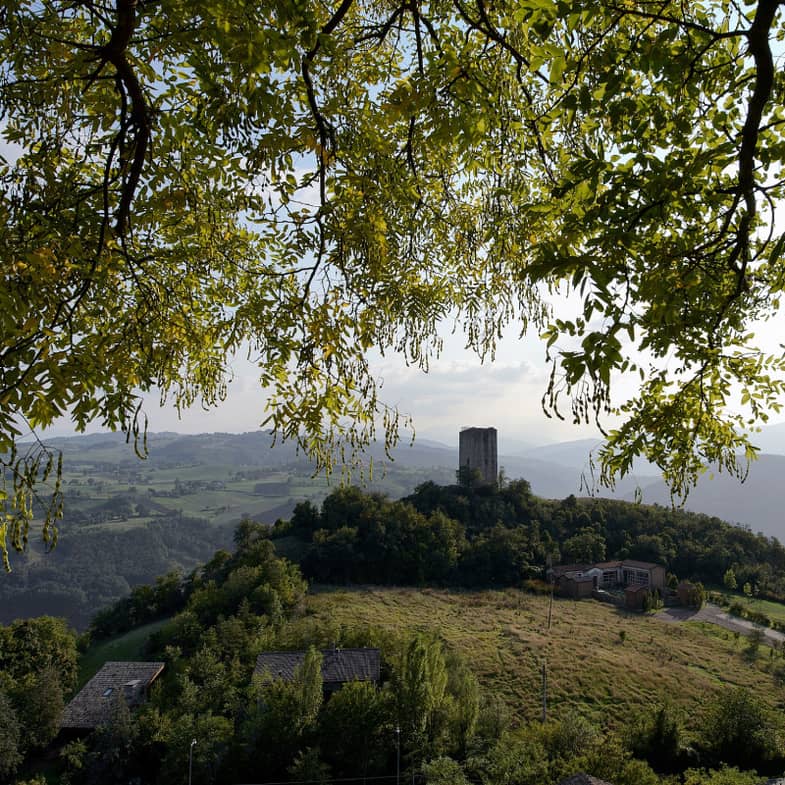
[657,603,785,646]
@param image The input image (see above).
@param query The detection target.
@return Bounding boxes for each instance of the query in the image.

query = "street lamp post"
[395,725,400,785]
[188,738,197,785]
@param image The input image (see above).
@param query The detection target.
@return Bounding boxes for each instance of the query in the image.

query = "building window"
[624,569,649,586]
[102,687,113,697]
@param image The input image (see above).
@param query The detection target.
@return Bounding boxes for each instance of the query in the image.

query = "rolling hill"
[7,426,785,629]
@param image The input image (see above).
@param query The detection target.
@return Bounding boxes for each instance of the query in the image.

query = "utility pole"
[546,553,554,630]
[541,660,547,723]
[395,725,400,785]
[188,738,197,785]
[548,581,554,630]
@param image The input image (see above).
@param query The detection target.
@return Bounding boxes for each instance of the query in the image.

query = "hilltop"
[6,428,785,629]
[6,508,785,785]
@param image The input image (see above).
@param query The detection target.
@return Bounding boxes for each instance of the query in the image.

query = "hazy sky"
[38,316,604,448]
[6,140,785,452]
[39,295,785,451]
[144,324,606,448]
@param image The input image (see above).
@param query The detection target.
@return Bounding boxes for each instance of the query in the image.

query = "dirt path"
[657,603,785,646]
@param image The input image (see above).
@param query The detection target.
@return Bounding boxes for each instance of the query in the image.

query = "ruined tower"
[458,427,498,486]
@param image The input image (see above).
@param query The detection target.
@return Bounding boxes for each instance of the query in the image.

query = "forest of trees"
[0,514,233,630]
[5,0,785,571]
[3,515,785,785]
[272,478,785,599]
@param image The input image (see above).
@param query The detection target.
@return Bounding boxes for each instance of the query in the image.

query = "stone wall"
[458,427,498,485]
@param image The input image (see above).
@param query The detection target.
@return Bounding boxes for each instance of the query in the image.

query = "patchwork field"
[3,431,456,628]
[304,586,785,730]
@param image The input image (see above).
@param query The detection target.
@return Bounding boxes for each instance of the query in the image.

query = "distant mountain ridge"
[31,424,785,542]
[35,429,629,498]
[7,424,785,629]
[633,452,785,538]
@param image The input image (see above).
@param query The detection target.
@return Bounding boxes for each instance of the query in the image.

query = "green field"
[77,618,171,689]
[713,588,785,626]
[303,587,785,731]
[71,586,785,744]
[57,452,421,529]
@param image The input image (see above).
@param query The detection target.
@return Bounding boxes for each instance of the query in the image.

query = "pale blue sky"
[38,295,785,450]
[6,124,785,450]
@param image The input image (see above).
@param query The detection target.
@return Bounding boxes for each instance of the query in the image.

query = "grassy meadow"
[304,587,785,730]
[77,618,171,689]
[713,587,785,626]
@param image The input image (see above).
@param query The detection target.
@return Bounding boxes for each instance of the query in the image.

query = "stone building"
[254,647,380,697]
[549,559,666,598]
[61,661,165,731]
[458,426,498,485]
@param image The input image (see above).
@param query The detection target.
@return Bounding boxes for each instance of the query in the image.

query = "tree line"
[4,516,785,785]
[272,477,785,597]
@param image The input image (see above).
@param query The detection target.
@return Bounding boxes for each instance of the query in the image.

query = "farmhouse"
[549,559,666,599]
[61,661,165,731]
[254,647,380,696]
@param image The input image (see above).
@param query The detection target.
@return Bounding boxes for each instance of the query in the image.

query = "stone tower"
[458,427,498,485]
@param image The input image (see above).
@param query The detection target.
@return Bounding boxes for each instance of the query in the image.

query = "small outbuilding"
[625,583,650,611]
[61,661,165,731]
[254,648,381,696]
[560,574,595,599]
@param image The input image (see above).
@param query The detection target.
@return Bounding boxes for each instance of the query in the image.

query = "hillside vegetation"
[275,480,785,603]
[1,433,453,628]
[5,514,785,785]
[9,429,785,630]
[304,586,785,729]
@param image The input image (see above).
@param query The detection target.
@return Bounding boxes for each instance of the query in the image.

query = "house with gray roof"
[61,661,165,731]
[254,648,380,695]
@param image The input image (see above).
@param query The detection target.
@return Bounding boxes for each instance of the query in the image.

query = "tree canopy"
[3,0,785,564]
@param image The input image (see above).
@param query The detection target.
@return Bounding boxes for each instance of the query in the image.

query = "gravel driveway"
[657,603,785,646]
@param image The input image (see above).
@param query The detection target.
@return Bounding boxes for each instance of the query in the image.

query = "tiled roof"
[552,559,664,581]
[61,661,164,730]
[625,584,650,594]
[621,559,662,570]
[254,648,381,685]
[550,564,591,576]
[557,774,615,785]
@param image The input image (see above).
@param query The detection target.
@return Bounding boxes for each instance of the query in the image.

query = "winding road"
[657,603,785,646]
